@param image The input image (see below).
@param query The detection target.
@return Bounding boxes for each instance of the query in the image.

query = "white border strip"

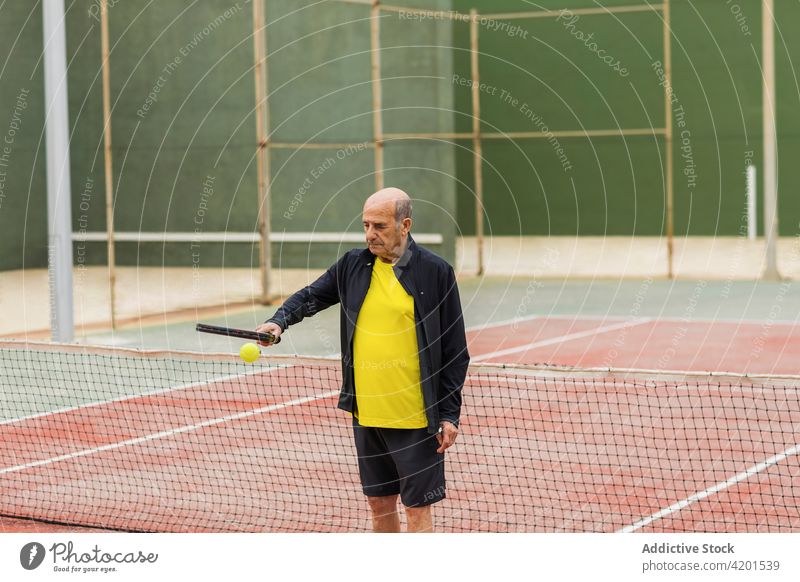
[0,389,340,475]
[71,231,444,245]
[618,442,800,532]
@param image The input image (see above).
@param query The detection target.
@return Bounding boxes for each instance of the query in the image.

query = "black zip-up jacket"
[266,236,469,434]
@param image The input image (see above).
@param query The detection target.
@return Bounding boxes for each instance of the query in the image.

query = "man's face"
[362,200,409,261]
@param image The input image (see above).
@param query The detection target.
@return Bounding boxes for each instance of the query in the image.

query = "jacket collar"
[394,234,416,270]
[361,234,417,269]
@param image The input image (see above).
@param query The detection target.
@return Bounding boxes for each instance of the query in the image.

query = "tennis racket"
[196,323,281,345]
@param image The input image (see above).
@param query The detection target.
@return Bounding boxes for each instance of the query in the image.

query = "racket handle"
[195,323,282,344]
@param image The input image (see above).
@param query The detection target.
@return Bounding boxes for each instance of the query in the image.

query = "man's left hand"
[436,421,458,454]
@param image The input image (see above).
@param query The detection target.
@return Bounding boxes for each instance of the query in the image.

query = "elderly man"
[256,187,469,532]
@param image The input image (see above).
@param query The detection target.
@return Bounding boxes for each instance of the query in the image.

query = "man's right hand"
[255,322,283,346]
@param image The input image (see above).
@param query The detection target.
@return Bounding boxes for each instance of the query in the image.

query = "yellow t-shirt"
[353,259,427,428]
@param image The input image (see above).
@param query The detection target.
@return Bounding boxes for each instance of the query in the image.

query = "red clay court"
[1,313,798,533]
[468,315,800,374]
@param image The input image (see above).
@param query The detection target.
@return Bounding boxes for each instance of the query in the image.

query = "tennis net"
[1,340,798,532]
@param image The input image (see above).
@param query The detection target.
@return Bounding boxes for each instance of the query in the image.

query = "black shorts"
[352,417,445,507]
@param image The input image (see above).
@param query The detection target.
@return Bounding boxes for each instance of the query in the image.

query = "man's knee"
[404,505,433,532]
[405,505,431,518]
[367,495,398,514]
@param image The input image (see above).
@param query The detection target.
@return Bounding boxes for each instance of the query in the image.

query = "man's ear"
[403,217,412,234]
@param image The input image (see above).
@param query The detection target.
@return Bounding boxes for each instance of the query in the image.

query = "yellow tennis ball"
[239,342,260,363]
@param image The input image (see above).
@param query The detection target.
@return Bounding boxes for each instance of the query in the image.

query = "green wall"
[3,0,800,271]
[454,0,664,236]
[1,1,260,270]
[267,0,457,268]
[453,0,796,238]
[0,0,456,270]
[0,2,46,270]
[69,1,261,269]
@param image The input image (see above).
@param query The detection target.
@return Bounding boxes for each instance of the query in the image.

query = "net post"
[470,9,484,277]
[663,0,674,279]
[253,0,272,303]
[762,0,781,280]
[101,0,117,329]
[42,0,75,342]
[371,0,384,190]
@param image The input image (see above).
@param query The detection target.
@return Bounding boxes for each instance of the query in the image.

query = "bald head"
[362,187,413,262]
[364,187,412,225]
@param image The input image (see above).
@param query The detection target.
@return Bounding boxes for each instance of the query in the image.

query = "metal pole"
[470,9,484,276]
[371,0,384,190]
[663,0,674,279]
[42,0,74,342]
[253,0,272,303]
[747,164,757,241]
[101,0,117,329]
[762,0,781,279]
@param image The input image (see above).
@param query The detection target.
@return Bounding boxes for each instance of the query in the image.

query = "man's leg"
[367,495,400,532]
[405,505,433,533]
[354,419,402,532]
[382,427,444,533]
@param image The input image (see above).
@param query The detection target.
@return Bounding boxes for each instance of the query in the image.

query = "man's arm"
[436,265,470,427]
[258,255,345,337]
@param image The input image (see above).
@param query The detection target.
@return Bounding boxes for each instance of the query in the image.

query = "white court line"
[596,314,800,327]
[9,313,786,423]
[0,366,288,427]
[617,443,800,533]
[324,314,548,360]
[468,313,800,329]
[465,313,542,332]
[471,318,653,362]
[0,389,340,476]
